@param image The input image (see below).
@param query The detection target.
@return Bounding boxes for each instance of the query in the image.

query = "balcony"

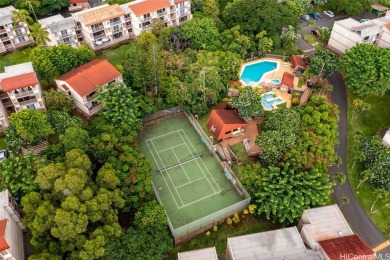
[0,93,8,99]
[59,32,70,38]
[4,43,14,50]
[91,25,104,32]
[124,15,131,21]
[125,23,132,29]
[18,98,38,107]
[14,39,34,48]
[93,32,106,40]
[0,35,9,42]
[170,13,176,19]
[110,19,122,26]
[0,28,6,33]
[14,90,35,98]
[141,16,151,22]
[179,11,188,17]
[84,93,98,103]
[93,35,129,51]
[157,10,167,16]
[88,104,102,115]
[76,30,83,37]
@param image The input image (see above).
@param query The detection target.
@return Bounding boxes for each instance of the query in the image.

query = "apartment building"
[0,189,25,260]
[0,62,46,130]
[73,4,132,51]
[0,6,34,54]
[55,59,122,117]
[39,14,82,48]
[328,11,390,54]
[125,0,192,36]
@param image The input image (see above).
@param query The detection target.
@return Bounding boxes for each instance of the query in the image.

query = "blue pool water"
[240,61,278,85]
[261,93,284,110]
[272,79,281,84]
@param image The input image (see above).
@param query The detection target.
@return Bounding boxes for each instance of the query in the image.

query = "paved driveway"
[328,72,390,255]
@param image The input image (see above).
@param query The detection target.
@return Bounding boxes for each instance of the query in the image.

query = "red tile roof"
[1,72,38,92]
[281,72,294,89]
[291,55,307,69]
[318,235,375,260]
[128,0,171,17]
[0,219,10,252]
[386,23,390,30]
[206,109,247,141]
[56,59,121,97]
[69,0,87,4]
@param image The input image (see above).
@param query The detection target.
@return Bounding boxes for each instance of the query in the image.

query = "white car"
[323,10,335,18]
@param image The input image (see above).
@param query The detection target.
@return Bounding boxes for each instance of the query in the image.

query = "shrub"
[227,218,233,225]
[232,213,240,224]
[213,225,218,232]
[205,231,211,236]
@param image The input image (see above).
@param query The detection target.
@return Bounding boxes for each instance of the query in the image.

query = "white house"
[328,12,390,54]
[55,59,122,117]
[0,189,25,260]
[0,62,46,130]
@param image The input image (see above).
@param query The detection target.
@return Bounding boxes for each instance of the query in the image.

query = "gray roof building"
[178,247,218,260]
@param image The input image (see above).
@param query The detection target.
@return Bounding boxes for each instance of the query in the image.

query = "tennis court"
[139,116,245,229]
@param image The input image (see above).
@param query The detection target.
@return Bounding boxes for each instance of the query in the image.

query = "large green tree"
[230,87,263,120]
[308,49,339,78]
[241,163,333,224]
[340,44,390,95]
[181,17,221,50]
[22,149,124,259]
[44,89,73,113]
[220,26,253,57]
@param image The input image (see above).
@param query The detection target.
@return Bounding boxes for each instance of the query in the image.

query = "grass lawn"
[168,215,278,258]
[96,43,133,66]
[0,48,33,72]
[347,91,390,239]
[303,34,325,50]
[272,45,303,56]
[0,137,6,150]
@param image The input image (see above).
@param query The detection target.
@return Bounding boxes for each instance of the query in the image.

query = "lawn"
[0,48,33,72]
[347,91,390,239]
[304,34,323,50]
[168,215,278,258]
[96,43,133,66]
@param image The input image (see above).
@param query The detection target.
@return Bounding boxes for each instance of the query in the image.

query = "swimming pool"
[261,92,286,110]
[272,79,281,84]
[240,60,278,85]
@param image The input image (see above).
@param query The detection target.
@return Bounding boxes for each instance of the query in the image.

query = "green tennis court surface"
[139,116,244,228]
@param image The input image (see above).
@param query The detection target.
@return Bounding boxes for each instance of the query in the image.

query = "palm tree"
[19,0,40,21]
[29,23,49,46]
[11,9,33,27]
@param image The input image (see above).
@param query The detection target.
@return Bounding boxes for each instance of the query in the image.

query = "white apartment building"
[55,59,122,117]
[0,189,25,260]
[0,6,34,54]
[39,14,82,48]
[328,11,390,54]
[0,62,46,130]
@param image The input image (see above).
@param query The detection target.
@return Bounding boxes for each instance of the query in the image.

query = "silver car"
[323,10,335,18]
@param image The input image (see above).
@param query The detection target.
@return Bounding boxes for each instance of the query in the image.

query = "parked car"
[323,10,335,18]
[0,150,9,162]
[309,12,320,20]
[301,14,310,22]
[359,18,370,23]
[311,29,320,37]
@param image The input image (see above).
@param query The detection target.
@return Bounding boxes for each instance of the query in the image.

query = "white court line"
[145,140,180,208]
[178,191,220,209]
[175,176,205,188]
[171,148,191,182]
[180,129,221,191]
[149,139,185,206]
[157,143,186,153]
[178,130,220,193]
[145,129,181,141]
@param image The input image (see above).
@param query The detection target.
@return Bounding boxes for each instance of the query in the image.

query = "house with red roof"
[206,109,247,141]
[319,235,375,260]
[0,62,46,130]
[0,189,25,260]
[280,72,295,92]
[69,0,90,12]
[55,59,122,117]
[291,55,307,75]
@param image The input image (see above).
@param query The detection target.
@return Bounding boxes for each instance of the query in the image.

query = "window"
[142,21,151,28]
[113,32,123,39]
[112,25,122,32]
[15,29,22,36]
[17,36,26,43]
[91,23,103,30]
[61,29,67,36]
[110,17,121,24]
[157,8,166,15]
[179,2,185,8]
[143,13,150,19]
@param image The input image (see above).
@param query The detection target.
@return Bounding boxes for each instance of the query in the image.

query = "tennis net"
[156,153,203,173]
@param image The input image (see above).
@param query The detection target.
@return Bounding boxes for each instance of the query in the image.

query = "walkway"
[328,72,390,255]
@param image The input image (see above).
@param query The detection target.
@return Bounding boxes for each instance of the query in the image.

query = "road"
[328,72,390,256]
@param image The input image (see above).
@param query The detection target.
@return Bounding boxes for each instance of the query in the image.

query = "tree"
[230,87,263,120]
[181,17,220,50]
[15,0,68,17]
[356,170,374,192]
[280,25,300,48]
[11,9,32,27]
[351,99,370,119]
[219,26,253,57]
[333,172,346,185]
[29,22,49,46]
[8,109,53,143]
[19,0,39,20]
[308,49,338,78]
[317,27,331,43]
[286,0,312,17]
[44,89,73,113]
[370,189,390,214]
[256,30,273,56]
[60,126,90,152]
[97,82,142,130]
[23,149,124,259]
[327,0,372,16]
[312,0,327,8]
[0,154,41,201]
[340,44,390,95]
[133,201,166,228]
[47,111,81,135]
[241,163,333,224]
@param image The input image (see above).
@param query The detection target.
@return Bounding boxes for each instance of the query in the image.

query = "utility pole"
[202,68,206,104]
[152,45,158,97]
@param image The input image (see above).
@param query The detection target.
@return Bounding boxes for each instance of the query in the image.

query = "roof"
[372,3,389,12]
[0,6,15,26]
[335,18,362,29]
[351,23,381,37]
[281,72,294,89]
[383,129,390,147]
[56,59,121,97]
[1,72,38,92]
[174,0,187,3]
[78,4,124,26]
[0,219,10,252]
[227,227,318,260]
[39,15,76,33]
[291,55,307,69]
[300,205,354,249]
[319,235,375,260]
[206,110,247,141]
[178,247,218,260]
[128,0,170,17]
[70,0,88,3]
